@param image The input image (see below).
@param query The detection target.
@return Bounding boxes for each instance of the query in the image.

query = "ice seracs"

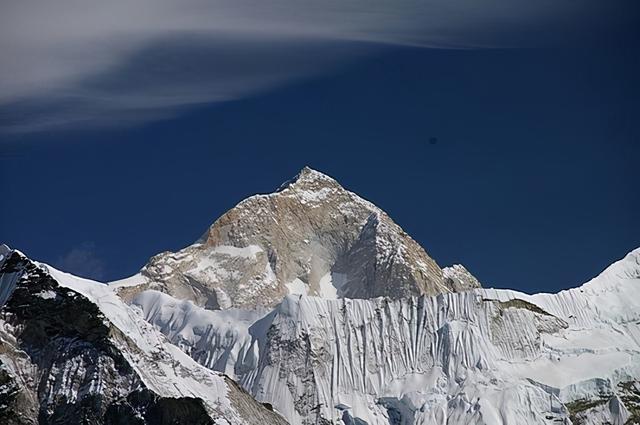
[131,248,640,424]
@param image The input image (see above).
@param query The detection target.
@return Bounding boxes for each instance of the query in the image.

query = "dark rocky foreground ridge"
[0,246,287,425]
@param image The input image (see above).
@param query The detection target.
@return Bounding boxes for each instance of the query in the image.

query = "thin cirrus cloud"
[0,0,636,132]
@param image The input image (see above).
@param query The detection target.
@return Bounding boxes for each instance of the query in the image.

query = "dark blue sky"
[1,45,638,293]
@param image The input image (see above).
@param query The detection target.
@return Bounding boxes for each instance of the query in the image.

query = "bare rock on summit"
[139,167,460,309]
[443,264,482,292]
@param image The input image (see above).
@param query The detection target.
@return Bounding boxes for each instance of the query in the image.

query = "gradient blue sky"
[1,29,639,292]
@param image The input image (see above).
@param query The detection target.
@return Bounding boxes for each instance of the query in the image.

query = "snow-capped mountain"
[127,167,471,311]
[1,167,639,425]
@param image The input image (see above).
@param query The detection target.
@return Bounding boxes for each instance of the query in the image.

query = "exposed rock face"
[0,250,138,425]
[140,167,454,309]
[442,264,482,292]
[0,247,287,425]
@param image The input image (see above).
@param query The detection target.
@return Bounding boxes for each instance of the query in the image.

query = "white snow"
[285,278,307,296]
[35,290,57,300]
[213,245,263,259]
[131,289,268,376]
[293,187,335,205]
[317,272,340,299]
[108,273,147,288]
[286,273,347,299]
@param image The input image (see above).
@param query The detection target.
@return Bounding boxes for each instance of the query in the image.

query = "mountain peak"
[582,246,640,291]
[276,166,340,192]
[297,165,331,181]
[138,168,456,309]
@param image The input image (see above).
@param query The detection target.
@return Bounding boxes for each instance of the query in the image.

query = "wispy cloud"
[0,0,635,132]
[56,242,106,281]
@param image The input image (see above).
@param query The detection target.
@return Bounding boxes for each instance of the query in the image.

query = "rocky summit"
[135,167,471,310]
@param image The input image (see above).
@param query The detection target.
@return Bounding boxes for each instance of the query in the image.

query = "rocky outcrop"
[0,251,139,425]
[442,264,482,292]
